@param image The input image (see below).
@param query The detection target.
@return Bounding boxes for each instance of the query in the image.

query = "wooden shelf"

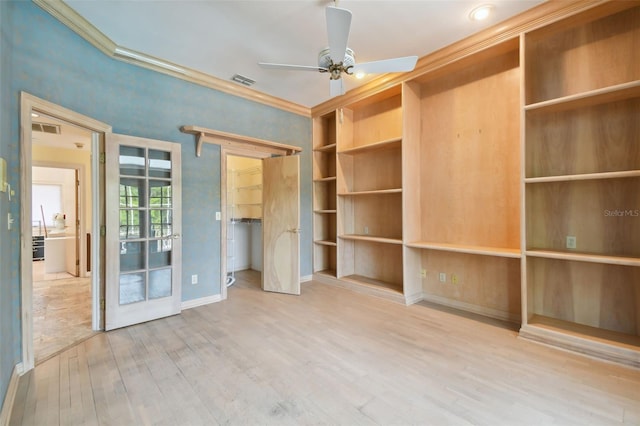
[340,234,402,245]
[525,249,640,267]
[338,137,401,155]
[407,242,521,258]
[313,143,336,152]
[525,170,640,183]
[338,188,402,196]
[525,315,640,348]
[525,81,640,114]
[313,209,336,214]
[181,125,301,157]
[314,240,337,247]
[341,274,403,294]
[313,176,337,183]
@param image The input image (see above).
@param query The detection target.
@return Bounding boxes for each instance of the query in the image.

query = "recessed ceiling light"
[469,4,493,21]
[355,71,366,79]
[31,112,39,118]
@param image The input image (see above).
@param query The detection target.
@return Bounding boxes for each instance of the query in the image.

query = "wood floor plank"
[10,270,640,425]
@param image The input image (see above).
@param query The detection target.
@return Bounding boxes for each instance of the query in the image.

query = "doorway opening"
[224,155,263,292]
[20,92,111,372]
[30,117,95,364]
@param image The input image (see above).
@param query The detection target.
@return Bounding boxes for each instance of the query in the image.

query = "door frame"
[220,146,271,300]
[19,92,111,372]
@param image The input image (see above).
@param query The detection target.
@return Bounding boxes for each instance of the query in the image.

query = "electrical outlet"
[566,236,577,249]
[364,226,369,235]
[191,274,198,285]
[420,269,426,278]
[451,274,458,285]
[215,212,221,221]
[439,272,446,283]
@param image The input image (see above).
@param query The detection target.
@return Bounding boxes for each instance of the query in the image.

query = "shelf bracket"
[195,132,205,157]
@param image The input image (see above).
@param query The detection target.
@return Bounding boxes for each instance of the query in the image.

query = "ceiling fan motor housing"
[319,47,355,79]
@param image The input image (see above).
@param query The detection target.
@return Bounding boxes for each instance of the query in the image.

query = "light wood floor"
[11,270,640,425]
[32,261,96,364]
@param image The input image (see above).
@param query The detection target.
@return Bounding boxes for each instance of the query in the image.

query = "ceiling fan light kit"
[259,5,417,98]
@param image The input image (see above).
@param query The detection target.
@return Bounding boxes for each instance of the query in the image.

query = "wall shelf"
[340,234,402,245]
[525,250,640,267]
[406,242,521,258]
[181,125,302,157]
[525,170,640,183]
[338,189,402,196]
[337,137,401,155]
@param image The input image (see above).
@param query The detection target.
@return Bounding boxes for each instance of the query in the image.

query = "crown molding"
[33,0,310,117]
[311,0,612,116]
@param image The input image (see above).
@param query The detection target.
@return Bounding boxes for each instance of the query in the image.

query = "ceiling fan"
[258,4,418,97]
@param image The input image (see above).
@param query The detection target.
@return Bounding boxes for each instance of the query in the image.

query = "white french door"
[105,133,182,330]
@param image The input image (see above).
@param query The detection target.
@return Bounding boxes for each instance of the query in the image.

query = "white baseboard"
[300,275,312,283]
[0,363,23,426]
[181,294,223,310]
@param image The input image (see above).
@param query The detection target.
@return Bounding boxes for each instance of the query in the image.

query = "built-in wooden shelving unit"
[311,1,639,366]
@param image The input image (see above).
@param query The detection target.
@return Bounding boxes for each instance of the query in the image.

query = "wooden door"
[262,155,300,295]
[105,133,182,330]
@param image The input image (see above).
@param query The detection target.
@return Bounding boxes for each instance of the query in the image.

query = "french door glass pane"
[149,268,172,299]
[149,149,172,179]
[120,241,146,271]
[149,180,172,207]
[118,145,175,306]
[149,239,172,268]
[119,272,146,305]
[119,146,146,176]
[119,209,146,239]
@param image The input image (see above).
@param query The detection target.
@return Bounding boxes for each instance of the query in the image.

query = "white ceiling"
[65,0,545,108]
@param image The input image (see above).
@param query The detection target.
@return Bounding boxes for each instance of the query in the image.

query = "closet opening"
[224,154,263,291]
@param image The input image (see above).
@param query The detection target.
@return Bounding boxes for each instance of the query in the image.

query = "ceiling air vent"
[231,74,255,87]
[32,122,61,134]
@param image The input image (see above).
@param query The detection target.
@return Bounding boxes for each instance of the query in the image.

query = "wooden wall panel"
[346,94,402,149]
[351,148,402,192]
[419,49,520,249]
[528,257,640,336]
[421,250,521,318]
[526,98,640,177]
[525,6,640,104]
[526,178,640,257]
[353,241,403,287]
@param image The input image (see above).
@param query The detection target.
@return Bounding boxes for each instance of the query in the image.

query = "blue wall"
[0,0,21,412]
[0,0,311,406]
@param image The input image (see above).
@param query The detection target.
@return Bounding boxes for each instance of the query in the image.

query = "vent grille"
[231,74,256,87]
[32,122,61,134]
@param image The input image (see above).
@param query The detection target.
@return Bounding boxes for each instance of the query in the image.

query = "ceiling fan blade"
[352,56,419,75]
[326,6,352,64]
[329,78,344,97]
[259,62,327,72]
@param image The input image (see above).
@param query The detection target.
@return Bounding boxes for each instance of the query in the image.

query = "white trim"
[181,294,223,310]
[421,293,520,324]
[300,275,312,283]
[0,363,23,426]
[20,92,111,372]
